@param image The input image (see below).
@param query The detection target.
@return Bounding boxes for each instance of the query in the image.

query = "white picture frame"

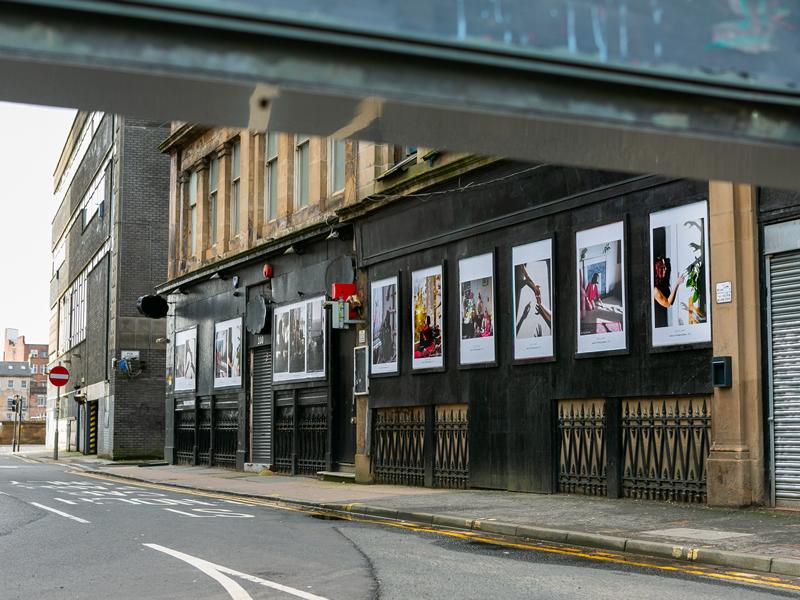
[576,221,627,354]
[370,276,399,375]
[458,253,496,365]
[512,239,554,360]
[650,201,711,347]
[174,326,197,392]
[273,296,327,382]
[411,265,445,371]
[214,317,243,388]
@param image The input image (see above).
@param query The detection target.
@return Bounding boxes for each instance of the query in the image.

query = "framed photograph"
[512,239,554,361]
[576,221,627,354]
[354,345,369,395]
[370,276,399,375]
[650,201,711,347]
[174,327,197,392]
[459,253,496,365]
[214,317,243,388]
[411,264,444,371]
[273,296,327,382]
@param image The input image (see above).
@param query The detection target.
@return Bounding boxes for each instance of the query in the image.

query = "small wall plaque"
[715,281,732,304]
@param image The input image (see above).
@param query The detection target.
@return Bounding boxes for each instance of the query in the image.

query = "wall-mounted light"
[284,245,303,256]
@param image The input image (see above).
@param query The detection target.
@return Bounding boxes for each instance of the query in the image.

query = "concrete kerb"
[40,461,800,579]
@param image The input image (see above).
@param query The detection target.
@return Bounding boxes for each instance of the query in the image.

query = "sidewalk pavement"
[19,450,800,578]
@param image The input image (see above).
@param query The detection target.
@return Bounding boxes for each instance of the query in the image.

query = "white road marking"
[144,543,329,600]
[0,490,8,495]
[54,497,77,505]
[144,544,253,600]
[30,502,90,524]
[0,466,19,469]
[163,508,255,518]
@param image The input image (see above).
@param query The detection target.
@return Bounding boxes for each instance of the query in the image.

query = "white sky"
[0,102,76,343]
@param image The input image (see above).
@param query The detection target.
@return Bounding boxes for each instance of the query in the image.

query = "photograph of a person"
[576,221,627,354]
[411,265,444,370]
[214,318,242,387]
[459,253,495,365]
[174,327,197,391]
[512,239,554,360]
[289,306,306,373]
[306,298,324,373]
[370,276,398,374]
[650,201,711,346]
[273,296,327,382]
[274,311,289,373]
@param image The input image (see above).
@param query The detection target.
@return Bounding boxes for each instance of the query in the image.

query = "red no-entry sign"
[49,365,70,387]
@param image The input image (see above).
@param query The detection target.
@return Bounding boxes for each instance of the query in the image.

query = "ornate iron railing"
[373,407,425,486]
[197,409,211,466]
[175,409,195,465]
[622,398,711,503]
[435,405,468,489]
[297,405,327,475]
[212,408,238,468]
[558,400,607,496]
[273,405,294,474]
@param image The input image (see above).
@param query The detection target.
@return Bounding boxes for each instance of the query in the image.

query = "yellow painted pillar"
[706,181,764,507]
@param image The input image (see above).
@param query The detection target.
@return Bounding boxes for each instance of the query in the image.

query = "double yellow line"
[75,470,800,593]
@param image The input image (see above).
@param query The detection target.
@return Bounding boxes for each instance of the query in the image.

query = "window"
[7,380,13,388]
[330,138,345,194]
[265,132,278,221]
[59,294,71,354]
[52,237,65,277]
[21,380,26,388]
[209,156,219,245]
[188,170,198,255]
[82,165,107,227]
[58,269,88,353]
[29,350,37,359]
[295,135,309,208]
[69,271,87,348]
[38,394,46,407]
[230,140,241,236]
[6,397,13,409]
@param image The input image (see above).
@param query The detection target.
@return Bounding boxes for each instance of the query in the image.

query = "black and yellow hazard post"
[85,400,98,455]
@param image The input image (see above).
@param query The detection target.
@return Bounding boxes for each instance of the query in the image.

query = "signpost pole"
[49,363,69,461]
[53,384,59,461]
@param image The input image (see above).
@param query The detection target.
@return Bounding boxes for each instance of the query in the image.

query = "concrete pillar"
[707,181,764,507]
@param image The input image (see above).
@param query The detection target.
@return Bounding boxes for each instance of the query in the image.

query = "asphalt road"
[1,454,799,600]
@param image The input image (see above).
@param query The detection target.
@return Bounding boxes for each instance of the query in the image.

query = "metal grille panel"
[558,400,606,496]
[297,405,327,475]
[435,405,468,489]
[175,409,195,465]
[197,409,211,466]
[273,405,294,474]
[373,407,425,486]
[622,398,710,503]
[212,408,238,468]
[769,252,800,502]
[251,347,273,465]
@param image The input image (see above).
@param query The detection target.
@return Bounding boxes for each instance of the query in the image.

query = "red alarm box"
[331,282,356,300]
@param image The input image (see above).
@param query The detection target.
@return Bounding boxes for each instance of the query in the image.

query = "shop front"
[163,231,357,474]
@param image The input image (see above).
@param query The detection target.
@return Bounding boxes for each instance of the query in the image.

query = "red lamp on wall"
[262,263,273,279]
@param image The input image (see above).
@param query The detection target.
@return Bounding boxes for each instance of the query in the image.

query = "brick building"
[3,329,47,420]
[0,361,30,421]
[48,111,170,458]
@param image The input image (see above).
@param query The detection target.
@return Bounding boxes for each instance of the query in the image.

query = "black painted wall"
[359,162,713,493]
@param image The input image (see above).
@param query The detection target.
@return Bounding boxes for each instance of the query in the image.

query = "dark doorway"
[331,328,356,468]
